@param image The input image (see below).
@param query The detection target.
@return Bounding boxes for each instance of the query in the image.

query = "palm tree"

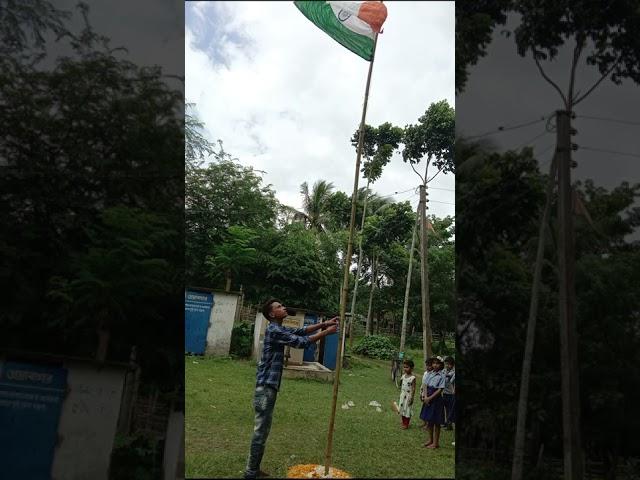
[299,180,335,232]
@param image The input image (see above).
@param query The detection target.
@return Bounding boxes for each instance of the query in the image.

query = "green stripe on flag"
[295,1,375,61]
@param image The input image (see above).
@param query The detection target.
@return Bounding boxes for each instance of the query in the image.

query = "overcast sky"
[457,14,640,197]
[185,1,455,218]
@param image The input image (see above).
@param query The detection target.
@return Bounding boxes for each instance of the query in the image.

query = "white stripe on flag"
[327,1,375,39]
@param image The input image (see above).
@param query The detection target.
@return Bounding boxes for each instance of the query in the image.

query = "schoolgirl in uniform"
[419,357,435,429]
[443,356,455,430]
[422,356,446,449]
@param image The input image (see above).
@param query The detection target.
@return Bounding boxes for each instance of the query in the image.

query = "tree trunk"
[400,209,419,353]
[95,314,110,363]
[225,271,232,292]
[512,155,558,480]
[349,178,371,348]
[366,253,377,336]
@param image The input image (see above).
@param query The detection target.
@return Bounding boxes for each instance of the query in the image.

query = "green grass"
[186,354,455,478]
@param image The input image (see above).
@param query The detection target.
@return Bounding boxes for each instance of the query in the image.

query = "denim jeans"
[244,385,278,478]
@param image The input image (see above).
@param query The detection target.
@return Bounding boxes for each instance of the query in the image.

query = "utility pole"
[418,183,433,365]
[556,109,583,480]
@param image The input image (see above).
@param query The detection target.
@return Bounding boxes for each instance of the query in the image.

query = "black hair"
[403,359,414,369]
[444,356,455,365]
[261,298,280,320]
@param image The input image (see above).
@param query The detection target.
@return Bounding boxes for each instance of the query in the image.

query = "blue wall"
[322,329,339,370]
[303,313,318,362]
[185,290,214,354]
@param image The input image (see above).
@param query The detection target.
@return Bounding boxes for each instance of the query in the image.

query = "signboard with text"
[0,361,68,478]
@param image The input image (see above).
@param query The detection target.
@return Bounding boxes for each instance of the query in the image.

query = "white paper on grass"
[368,400,381,407]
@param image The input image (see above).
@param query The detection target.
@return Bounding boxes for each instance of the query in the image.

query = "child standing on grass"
[419,357,435,429]
[443,356,456,430]
[423,357,446,449]
[395,359,416,429]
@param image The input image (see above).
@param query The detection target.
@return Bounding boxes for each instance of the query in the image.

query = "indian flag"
[294,1,388,61]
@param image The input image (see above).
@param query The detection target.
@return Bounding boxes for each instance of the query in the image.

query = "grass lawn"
[185,353,455,478]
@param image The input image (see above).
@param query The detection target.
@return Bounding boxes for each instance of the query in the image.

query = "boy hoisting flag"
[294,1,388,61]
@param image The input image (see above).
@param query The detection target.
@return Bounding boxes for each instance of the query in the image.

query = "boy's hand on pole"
[325,317,339,327]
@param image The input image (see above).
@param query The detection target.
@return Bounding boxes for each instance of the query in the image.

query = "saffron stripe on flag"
[294,1,387,61]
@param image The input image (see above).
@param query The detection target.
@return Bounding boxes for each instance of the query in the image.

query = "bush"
[110,433,159,480]
[230,322,254,358]
[353,335,395,360]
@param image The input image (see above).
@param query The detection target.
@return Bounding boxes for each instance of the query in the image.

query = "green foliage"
[229,322,254,358]
[513,1,640,86]
[455,1,510,94]
[110,434,159,480]
[362,201,415,253]
[185,103,216,171]
[352,335,396,360]
[325,190,352,231]
[402,100,456,175]
[262,223,339,312]
[185,142,278,287]
[298,180,335,232]
[457,138,640,467]
[1,1,184,389]
[206,225,258,291]
[351,121,403,183]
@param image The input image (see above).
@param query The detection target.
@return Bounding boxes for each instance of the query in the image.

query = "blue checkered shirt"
[256,322,311,391]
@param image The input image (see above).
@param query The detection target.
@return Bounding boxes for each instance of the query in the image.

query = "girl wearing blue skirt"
[422,357,446,449]
[419,357,435,429]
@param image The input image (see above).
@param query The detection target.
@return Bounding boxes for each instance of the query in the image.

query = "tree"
[185,103,216,172]
[1,0,184,390]
[360,201,415,335]
[48,207,176,361]
[185,146,278,287]
[263,223,338,313]
[455,0,511,93]
[402,99,455,361]
[206,225,258,292]
[299,180,335,232]
[504,5,640,478]
[349,121,403,339]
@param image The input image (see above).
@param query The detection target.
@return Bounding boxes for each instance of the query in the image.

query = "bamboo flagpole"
[325,32,379,476]
[292,2,388,475]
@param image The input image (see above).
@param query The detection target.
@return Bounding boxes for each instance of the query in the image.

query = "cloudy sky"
[185,1,455,218]
[457,14,640,194]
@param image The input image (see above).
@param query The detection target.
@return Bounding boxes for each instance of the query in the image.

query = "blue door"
[303,313,318,362]
[322,328,339,370]
[0,361,67,478]
[185,290,214,354]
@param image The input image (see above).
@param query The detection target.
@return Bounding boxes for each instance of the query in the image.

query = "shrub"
[110,433,158,480]
[353,335,395,360]
[230,322,254,358]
